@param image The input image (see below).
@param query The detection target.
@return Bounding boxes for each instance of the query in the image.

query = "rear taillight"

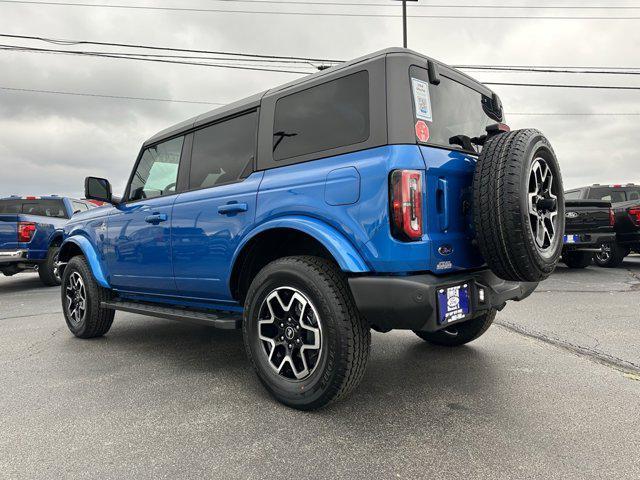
[18,222,36,243]
[629,207,640,225]
[609,208,616,227]
[390,170,423,241]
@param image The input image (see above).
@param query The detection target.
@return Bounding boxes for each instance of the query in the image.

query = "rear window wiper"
[449,135,476,152]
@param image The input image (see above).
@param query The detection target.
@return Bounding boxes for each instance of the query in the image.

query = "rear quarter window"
[272,71,370,161]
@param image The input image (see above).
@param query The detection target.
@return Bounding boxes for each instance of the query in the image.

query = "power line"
[456,65,640,75]
[0,85,223,105]
[2,85,640,115]
[508,112,640,116]
[0,45,315,74]
[484,81,640,90]
[8,33,640,76]
[0,1,638,19]
[208,0,640,8]
[5,43,640,89]
[0,33,343,63]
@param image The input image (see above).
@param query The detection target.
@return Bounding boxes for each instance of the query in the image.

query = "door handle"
[437,178,449,232]
[218,203,248,215]
[145,213,168,224]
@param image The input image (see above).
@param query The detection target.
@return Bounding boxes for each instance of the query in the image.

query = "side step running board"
[101,300,241,330]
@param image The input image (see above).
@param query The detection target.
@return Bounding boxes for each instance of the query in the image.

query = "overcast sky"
[0,0,639,197]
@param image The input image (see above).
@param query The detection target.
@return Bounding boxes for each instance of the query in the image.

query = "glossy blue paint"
[418,145,484,273]
[233,215,370,274]
[60,235,110,288]
[171,172,264,301]
[106,196,177,295]
[324,167,360,206]
[62,143,482,311]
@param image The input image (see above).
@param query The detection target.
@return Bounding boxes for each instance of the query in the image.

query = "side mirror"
[85,176,114,204]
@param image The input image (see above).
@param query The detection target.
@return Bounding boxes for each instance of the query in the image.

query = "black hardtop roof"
[143,47,494,147]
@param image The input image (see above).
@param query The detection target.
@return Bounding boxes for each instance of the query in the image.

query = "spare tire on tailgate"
[473,129,565,282]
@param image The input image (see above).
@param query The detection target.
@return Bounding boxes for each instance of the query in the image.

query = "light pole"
[393,0,418,48]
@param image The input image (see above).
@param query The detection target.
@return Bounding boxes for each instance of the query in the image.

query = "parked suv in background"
[0,196,94,285]
[565,184,640,267]
[58,48,565,410]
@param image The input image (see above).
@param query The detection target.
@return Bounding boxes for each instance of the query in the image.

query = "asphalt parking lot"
[1,259,639,480]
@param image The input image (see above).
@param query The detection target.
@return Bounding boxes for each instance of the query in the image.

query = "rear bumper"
[0,250,28,263]
[563,232,616,252]
[348,269,538,333]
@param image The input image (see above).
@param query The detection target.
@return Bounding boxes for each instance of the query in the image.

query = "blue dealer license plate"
[563,235,580,244]
[437,283,471,325]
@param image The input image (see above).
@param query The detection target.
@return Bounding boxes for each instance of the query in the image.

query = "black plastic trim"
[348,269,538,333]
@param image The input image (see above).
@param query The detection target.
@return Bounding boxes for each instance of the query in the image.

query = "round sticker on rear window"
[415,120,430,143]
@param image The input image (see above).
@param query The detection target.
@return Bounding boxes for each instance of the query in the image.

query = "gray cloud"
[0,1,638,197]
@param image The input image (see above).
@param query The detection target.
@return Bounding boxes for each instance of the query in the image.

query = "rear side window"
[272,71,370,161]
[189,111,257,189]
[564,190,582,200]
[0,199,68,218]
[128,136,184,201]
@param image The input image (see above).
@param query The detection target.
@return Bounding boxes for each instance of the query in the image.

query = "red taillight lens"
[609,208,616,227]
[390,170,423,241]
[629,207,640,225]
[18,222,36,243]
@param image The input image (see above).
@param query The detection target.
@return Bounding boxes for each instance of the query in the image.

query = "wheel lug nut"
[280,336,284,341]
[280,323,284,328]
[296,325,300,330]
[288,344,292,349]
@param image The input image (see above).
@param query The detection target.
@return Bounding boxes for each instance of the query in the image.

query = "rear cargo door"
[564,200,611,234]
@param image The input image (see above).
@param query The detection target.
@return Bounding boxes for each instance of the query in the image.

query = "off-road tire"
[61,256,114,339]
[473,129,565,282]
[414,309,496,347]
[38,246,61,286]
[562,250,592,269]
[243,256,370,410]
[593,243,626,268]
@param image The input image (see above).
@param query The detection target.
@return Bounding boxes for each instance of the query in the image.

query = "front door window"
[128,136,184,201]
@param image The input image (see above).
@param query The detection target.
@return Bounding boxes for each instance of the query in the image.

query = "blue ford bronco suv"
[0,196,94,285]
[59,48,565,410]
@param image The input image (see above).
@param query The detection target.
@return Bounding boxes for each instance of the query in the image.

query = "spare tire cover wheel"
[473,129,565,282]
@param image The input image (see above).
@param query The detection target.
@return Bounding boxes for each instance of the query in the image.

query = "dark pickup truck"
[565,184,640,267]
[562,199,616,268]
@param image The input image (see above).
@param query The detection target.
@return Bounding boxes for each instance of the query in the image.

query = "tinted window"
[273,71,370,161]
[0,200,21,214]
[189,111,257,189]
[71,201,89,214]
[588,188,627,203]
[129,136,184,201]
[564,190,582,200]
[0,199,68,218]
[409,66,496,152]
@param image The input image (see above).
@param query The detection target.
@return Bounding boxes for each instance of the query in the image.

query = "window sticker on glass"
[411,78,433,122]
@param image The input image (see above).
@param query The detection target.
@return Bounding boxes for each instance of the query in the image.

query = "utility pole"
[393,0,418,48]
